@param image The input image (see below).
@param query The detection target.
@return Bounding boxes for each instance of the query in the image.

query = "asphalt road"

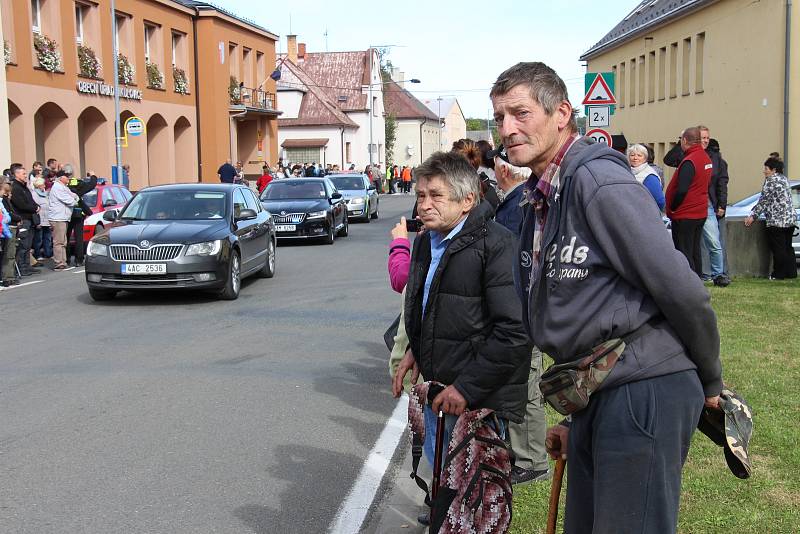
[1,193,417,533]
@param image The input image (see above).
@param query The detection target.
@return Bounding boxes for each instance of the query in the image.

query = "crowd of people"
[382,61,765,533]
[1,158,97,287]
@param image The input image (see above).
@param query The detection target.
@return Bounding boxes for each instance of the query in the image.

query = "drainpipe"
[192,8,203,182]
[784,0,792,173]
[419,118,427,165]
[340,126,345,168]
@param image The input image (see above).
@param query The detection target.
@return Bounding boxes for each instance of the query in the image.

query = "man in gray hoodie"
[490,62,723,534]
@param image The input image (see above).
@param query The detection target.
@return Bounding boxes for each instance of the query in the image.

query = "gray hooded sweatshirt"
[515,138,723,397]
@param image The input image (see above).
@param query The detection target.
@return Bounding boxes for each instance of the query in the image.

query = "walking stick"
[428,384,446,526]
[546,456,566,534]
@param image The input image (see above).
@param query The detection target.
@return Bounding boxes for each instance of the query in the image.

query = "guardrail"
[231,86,276,111]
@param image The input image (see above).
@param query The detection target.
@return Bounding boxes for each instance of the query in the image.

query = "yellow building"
[581,0,799,202]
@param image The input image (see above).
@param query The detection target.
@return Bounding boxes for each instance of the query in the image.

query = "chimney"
[398,71,406,89]
[298,43,306,62]
[287,34,298,63]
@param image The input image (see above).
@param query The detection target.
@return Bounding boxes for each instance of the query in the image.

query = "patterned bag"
[408,382,513,534]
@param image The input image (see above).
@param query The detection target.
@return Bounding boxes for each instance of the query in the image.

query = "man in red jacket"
[665,127,713,276]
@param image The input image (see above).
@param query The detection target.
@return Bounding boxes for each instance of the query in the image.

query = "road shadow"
[233,444,362,534]
[76,277,261,306]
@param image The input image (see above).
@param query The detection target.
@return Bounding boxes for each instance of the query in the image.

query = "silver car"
[327,173,379,222]
[726,180,800,261]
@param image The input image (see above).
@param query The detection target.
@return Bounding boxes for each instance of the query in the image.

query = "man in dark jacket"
[66,166,97,266]
[392,151,531,463]
[10,164,40,275]
[491,145,550,485]
[491,62,722,534]
[664,127,730,285]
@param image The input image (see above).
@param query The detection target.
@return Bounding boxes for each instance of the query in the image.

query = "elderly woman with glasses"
[627,144,666,211]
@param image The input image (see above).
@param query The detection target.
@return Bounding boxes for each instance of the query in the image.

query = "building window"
[171,31,186,67]
[285,147,320,165]
[638,55,645,105]
[695,32,705,93]
[619,61,626,108]
[31,0,41,33]
[256,51,265,85]
[372,96,378,117]
[658,46,666,101]
[228,42,238,78]
[345,142,352,163]
[669,42,678,98]
[629,58,636,107]
[647,51,655,103]
[682,37,691,96]
[144,24,153,61]
[75,3,84,43]
[242,47,252,87]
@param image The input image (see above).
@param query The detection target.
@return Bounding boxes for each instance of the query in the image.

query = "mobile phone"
[406,219,423,232]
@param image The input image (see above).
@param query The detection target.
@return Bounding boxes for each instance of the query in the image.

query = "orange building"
[3,0,279,189]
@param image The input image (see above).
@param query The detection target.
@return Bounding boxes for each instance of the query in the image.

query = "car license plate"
[275,224,296,232]
[121,263,167,275]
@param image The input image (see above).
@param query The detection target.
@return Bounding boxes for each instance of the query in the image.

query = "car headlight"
[186,239,222,256]
[86,240,108,257]
[350,197,365,205]
[307,210,327,219]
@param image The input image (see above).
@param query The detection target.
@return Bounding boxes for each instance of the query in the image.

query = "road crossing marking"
[0,280,44,291]
[328,394,409,534]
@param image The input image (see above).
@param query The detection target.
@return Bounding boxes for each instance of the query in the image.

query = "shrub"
[173,66,189,94]
[77,44,101,78]
[146,61,163,89]
[117,53,135,85]
[33,33,62,72]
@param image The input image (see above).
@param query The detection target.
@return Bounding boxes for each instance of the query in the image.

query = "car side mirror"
[367,185,376,191]
[236,208,258,221]
[331,192,343,200]
[102,209,118,221]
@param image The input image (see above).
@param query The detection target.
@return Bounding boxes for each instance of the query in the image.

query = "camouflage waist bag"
[539,322,656,415]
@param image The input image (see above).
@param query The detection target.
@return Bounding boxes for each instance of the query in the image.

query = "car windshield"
[329,176,364,190]
[119,191,227,220]
[82,190,97,208]
[261,181,326,200]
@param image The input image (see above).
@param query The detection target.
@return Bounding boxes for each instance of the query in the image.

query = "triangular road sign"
[582,74,616,105]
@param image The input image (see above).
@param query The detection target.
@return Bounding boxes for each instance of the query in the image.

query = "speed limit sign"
[586,128,612,146]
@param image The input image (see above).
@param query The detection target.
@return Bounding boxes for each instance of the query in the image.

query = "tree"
[385,113,397,165]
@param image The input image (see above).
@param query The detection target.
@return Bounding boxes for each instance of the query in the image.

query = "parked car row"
[83,174,379,302]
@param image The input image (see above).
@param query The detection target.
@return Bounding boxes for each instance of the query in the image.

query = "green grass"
[511,278,800,533]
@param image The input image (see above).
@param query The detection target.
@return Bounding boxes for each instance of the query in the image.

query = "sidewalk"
[360,431,430,534]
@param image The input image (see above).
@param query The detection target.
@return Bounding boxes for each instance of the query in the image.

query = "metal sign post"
[110,0,123,183]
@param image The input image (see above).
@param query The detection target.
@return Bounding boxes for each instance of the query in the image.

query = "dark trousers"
[765,226,798,279]
[67,217,85,263]
[15,219,33,271]
[565,371,704,534]
[671,218,705,276]
[1,230,18,281]
[33,225,53,258]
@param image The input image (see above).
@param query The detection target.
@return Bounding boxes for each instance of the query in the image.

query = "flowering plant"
[77,44,101,78]
[229,76,241,104]
[33,33,62,72]
[3,40,11,65]
[146,61,163,89]
[173,66,189,94]
[117,53,135,85]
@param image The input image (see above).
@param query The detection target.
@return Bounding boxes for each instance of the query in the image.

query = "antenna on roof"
[289,13,292,34]
[324,27,329,52]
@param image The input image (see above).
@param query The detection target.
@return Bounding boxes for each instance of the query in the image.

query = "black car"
[259,178,348,244]
[84,184,277,301]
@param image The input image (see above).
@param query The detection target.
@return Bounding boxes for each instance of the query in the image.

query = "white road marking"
[63,267,76,271]
[329,394,409,534]
[1,280,44,290]
[74,269,85,274]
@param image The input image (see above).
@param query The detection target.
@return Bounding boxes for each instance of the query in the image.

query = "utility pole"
[111,0,123,185]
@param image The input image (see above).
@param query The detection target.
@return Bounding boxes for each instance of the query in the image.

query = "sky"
[215,0,639,119]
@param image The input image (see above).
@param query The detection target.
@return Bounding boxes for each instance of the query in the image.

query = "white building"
[383,78,439,167]
[276,36,386,171]
[422,97,467,152]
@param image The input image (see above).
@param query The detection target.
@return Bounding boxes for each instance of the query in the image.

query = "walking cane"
[428,384,446,527]
[546,433,567,534]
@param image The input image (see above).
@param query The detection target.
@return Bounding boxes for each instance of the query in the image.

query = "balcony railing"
[231,86,276,111]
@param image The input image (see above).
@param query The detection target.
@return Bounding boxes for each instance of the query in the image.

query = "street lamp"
[435,94,456,151]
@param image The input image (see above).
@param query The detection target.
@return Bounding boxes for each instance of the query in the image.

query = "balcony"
[231,86,276,111]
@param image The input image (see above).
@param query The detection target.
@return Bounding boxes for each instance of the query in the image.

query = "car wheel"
[89,288,117,301]
[371,200,379,219]
[324,221,335,245]
[338,214,349,237]
[259,238,276,278]
[218,250,241,300]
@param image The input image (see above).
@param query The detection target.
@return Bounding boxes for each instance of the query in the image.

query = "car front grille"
[110,244,183,261]
[101,274,195,285]
[273,213,306,224]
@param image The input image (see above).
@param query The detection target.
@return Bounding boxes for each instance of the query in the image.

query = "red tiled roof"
[299,51,370,111]
[281,138,329,148]
[277,59,358,128]
[383,79,439,121]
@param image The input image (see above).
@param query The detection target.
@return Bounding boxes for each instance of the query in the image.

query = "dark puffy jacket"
[10,180,38,221]
[664,139,729,212]
[404,200,532,423]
